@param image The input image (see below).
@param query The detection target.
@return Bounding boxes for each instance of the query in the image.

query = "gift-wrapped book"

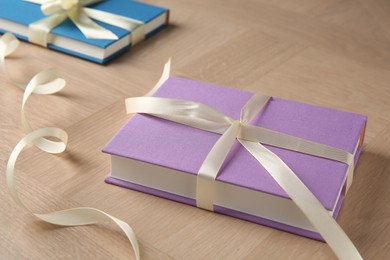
[103,71,366,258]
[0,0,169,64]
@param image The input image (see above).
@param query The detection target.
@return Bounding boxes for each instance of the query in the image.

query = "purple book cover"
[103,76,367,240]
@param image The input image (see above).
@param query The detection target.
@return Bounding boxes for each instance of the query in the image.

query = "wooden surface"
[1,0,390,259]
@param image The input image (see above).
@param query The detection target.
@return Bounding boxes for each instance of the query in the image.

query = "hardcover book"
[0,0,169,64]
[103,77,367,240]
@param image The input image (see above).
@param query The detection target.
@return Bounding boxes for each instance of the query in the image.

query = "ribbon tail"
[145,59,171,97]
[35,208,140,260]
[83,7,145,45]
[67,8,118,40]
[345,162,354,193]
[238,139,362,260]
[6,68,140,259]
[21,69,67,151]
[29,13,68,46]
[6,128,140,260]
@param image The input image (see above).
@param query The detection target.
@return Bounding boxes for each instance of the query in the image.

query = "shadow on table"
[108,23,179,66]
[338,149,390,256]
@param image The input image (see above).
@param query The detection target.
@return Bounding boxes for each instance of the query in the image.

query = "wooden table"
[1,0,390,259]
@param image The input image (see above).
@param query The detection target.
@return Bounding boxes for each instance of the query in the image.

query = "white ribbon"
[2,33,140,260]
[23,0,145,47]
[0,32,24,86]
[125,60,362,260]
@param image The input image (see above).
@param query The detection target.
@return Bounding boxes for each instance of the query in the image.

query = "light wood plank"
[1,0,390,259]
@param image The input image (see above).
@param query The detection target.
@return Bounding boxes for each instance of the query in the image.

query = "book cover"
[103,76,367,240]
[0,0,169,63]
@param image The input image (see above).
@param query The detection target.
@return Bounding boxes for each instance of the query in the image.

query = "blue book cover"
[0,0,169,63]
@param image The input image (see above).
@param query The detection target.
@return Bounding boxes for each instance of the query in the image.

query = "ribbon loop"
[21,69,68,152]
[67,7,118,40]
[0,32,20,75]
[0,32,19,59]
[126,97,234,125]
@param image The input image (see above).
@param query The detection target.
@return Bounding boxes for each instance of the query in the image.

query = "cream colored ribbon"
[0,32,23,86]
[125,60,362,260]
[2,33,140,260]
[23,0,145,47]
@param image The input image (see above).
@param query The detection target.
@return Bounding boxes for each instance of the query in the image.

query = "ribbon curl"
[2,33,140,260]
[125,60,362,260]
[24,0,145,47]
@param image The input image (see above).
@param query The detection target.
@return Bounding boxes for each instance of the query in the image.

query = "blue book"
[0,0,169,64]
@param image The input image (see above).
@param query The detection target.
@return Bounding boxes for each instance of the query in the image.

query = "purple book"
[103,76,367,240]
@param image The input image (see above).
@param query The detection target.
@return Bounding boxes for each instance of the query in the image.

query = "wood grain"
[1,0,390,259]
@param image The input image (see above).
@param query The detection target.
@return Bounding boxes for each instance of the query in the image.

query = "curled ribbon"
[2,33,140,260]
[23,0,145,47]
[0,32,23,86]
[125,60,362,260]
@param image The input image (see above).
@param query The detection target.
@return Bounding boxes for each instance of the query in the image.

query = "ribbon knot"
[42,0,79,15]
[24,0,145,47]
[124,60,362,259]
[196,93,271,211]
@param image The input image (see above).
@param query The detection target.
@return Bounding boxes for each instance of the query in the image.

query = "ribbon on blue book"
[23,0,145,47]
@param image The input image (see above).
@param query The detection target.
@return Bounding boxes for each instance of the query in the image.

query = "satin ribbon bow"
[24,0,145,47]
[124,61,362,260]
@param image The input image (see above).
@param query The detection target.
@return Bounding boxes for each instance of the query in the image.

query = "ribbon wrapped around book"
[124,60,362,260]
[1,30,363,259]
[1,33,140,260]
[23,0,145,47]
